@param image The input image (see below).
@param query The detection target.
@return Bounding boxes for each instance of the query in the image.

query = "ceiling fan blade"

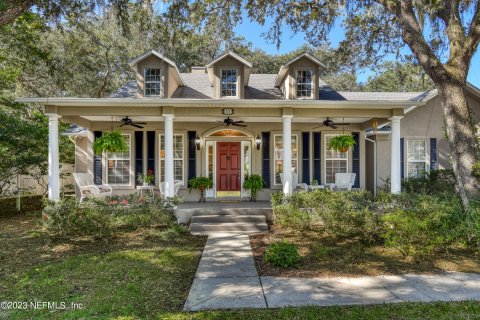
[119,123,127,127]
[131,124,144,129]
[233,120,245,123]
[134,122,147,125]
[334,123,351,126]
[313,124,324,129]
[233,123,247,127]
[329,124,338,129]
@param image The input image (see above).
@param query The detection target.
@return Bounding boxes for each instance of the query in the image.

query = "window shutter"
[352,132,360,188]
[400,138,405,179]
[134,132,143,186]
[262,132,271,188]
[302,132,310,184]
[188,131,197,181]
[430,138,437,171]
[313,132,321,183]
[147,131,155,176]
[93,131,103,185]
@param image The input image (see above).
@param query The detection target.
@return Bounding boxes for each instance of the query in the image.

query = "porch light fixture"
[195,135,201,150]
[255,134,262,150]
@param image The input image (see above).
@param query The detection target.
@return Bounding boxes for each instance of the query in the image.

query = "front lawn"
[0,214,206,319]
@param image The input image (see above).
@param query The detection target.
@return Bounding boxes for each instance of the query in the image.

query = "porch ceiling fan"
[216,117,247,127]
[120,116,147,129]
[313,117,350,129]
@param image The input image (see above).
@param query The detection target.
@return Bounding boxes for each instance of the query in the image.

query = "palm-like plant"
[243,174,265,202]
[328,135,356,153]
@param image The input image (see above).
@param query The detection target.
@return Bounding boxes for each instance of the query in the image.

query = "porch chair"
[159,180,183,198]
[280,169,308,192]
[73,173,112,202]
[331,173,356,191]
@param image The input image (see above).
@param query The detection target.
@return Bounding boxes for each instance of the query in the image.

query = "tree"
[364,61,435,92]
[164,0,480,208]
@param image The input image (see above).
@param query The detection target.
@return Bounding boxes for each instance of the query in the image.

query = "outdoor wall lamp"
[195,135,201,150]
[255,134,262,150]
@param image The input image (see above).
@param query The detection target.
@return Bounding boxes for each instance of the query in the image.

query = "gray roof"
[110,74,427,101]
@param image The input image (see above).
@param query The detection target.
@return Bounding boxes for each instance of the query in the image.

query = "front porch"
[29,98,417,201]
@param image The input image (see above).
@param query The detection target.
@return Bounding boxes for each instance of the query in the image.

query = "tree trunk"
[438,83,479,208]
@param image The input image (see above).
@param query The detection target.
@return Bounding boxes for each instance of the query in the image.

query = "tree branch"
[0,0,33,26]
[465,1,480,64]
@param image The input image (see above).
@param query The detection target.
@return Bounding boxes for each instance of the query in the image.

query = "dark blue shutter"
[352,132,360,188]
[93,131,102,185]
[262,132,271,188]
[135,131,143,186]
[147,131,155,178]
[188,131,197,180]
[313,132,321,183]
[400,138,405,179]
[302,132,310,184]
[430,138,437,171]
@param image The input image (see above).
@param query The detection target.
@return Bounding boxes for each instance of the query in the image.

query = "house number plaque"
[222,108,234,115]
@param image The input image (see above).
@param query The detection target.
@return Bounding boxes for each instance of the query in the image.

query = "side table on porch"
[136,185,155,198]
[308,184,334,191]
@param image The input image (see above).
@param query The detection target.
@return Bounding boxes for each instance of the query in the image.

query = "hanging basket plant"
[328,134,356,153]
[92,130,128,155]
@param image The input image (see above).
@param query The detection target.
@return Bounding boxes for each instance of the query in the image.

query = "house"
[18,50,480,201]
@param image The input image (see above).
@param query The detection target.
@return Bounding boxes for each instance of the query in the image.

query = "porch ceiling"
[80,115,371,124]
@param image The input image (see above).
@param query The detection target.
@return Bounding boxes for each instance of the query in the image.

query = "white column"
[164,114,175,197]
[282,115,293,195]
[47,114,61,200]
[389,116,403,193]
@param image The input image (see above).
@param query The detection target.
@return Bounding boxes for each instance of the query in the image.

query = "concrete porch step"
[191,214,266,224]
[189,214,268,235]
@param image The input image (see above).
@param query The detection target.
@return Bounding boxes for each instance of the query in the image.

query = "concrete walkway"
[184,234,480,311]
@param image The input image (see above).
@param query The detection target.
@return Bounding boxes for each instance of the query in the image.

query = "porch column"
[282,115,293,195]
[164,114,175,197]
[389,116,403,193]
[47,114,61,200]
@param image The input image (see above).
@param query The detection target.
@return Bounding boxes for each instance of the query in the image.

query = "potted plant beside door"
[328,135,356,153]
[188,176,213,202]
[243,174,265,202]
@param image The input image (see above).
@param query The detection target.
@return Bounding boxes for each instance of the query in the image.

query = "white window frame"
[273,134,298,186]
[324,134,349,185]
[106,133,132,186]
[295,69,313,99]
[144,67,162,97]
[159,133,185,184]
[406,139,428,179]
[220,68,239,98]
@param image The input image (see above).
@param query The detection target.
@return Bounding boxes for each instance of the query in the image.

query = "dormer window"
[296,70,313,98]
[220,69,238,97]
[144,68,161,96]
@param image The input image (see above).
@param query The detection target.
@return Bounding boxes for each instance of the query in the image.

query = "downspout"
[365,136,377,196]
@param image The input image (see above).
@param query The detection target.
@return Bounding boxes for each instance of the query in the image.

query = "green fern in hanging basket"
[92,130,128,155]
[328,134,356,153]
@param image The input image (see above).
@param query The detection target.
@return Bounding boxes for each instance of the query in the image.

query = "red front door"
[216,142,241,191]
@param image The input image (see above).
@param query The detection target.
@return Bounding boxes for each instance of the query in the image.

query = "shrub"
[264,240,301,268]
[382,194,462,257]
[41,196,178,238]
[401,169,456,196]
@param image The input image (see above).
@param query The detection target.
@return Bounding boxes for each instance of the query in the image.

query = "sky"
[234,17,480,88]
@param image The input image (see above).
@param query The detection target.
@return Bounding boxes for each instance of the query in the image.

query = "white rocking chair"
[159,180,183,198]
[73,173,112,202]
[331,173,356,191]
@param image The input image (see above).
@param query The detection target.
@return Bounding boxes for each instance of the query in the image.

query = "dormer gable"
[129,50,184,98]
[206,51,252,99]
[274,53,326,100]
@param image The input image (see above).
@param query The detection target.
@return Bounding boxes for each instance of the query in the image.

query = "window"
[107,134,131,185]
[325,135,348,184]
[159,134,184,182]
[407,140,427,178]
[274,134,298,185]
[220,69,238,97]
[144,68,161,96]
[296,70,313,98]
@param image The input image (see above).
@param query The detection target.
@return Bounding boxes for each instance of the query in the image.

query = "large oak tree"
[163,0,480,207]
